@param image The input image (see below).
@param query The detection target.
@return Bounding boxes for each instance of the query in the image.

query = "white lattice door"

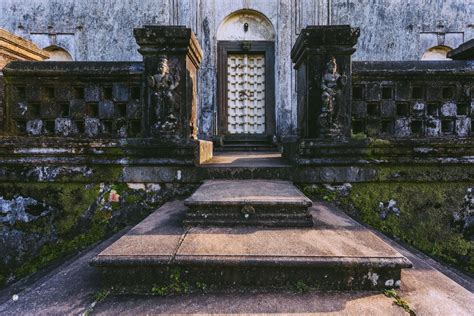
[227,53,265,134]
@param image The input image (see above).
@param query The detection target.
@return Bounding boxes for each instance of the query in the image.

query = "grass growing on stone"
[293,280,310,293]
[383,289,416,315]
[151,268,190,296]
[82,288,111,316]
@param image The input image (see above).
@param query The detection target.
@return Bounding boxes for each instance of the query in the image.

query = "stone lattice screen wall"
[351,61,474,139]
[2,62,144,138]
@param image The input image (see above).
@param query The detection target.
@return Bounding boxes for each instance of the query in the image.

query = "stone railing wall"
[2,62,144,138]
[351,61,474,139]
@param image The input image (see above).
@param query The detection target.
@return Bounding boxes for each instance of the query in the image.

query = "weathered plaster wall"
[331,0,473,61]
[0,0,171,61]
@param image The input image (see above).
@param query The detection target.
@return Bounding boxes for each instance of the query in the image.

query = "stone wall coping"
[133,25,202,68]
[2,61,144,77]
[447,39,474,60]
[291,25,360,66]
[353,60,474,78]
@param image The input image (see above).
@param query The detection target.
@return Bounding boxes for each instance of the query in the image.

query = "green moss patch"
[0,182,196,288]
[303,182,473,274]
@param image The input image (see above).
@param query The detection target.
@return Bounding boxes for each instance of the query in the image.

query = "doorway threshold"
[202,151,290,168]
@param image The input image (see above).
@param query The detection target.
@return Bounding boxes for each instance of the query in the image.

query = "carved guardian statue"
[318,56,347,138]
[147,56,180,134]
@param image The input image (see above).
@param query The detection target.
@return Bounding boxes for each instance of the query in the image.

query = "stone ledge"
[90,200,412,291]
[183,180,313,226]
[447,39,474,60]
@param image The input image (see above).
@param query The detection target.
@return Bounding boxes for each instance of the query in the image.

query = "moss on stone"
[15,218,107,278]
[302,185,338,202]
[368,138,392,146]
[305,182,473,274]
[56,184,101,235]
[0,181,196,288]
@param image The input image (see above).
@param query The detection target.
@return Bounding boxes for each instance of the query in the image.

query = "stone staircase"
[183,180,313,227]
[213,135,278,152]
[90,180,412,291]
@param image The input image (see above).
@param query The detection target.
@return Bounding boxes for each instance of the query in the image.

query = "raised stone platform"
[90,200,412,291]
[183,180,313,227]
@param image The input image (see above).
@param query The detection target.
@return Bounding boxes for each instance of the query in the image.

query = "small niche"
[60,103,70,117]
[411,86,423,99]
[427,103,438,116]
[16,87,26,99]
[45,120,55,134]
[116,103,127,117]
[411,120,423,135]
[15,120,27,134]
[30,103,41,117]
[75,120,85,134]
[352,120,365,134]
[102,87,113,100]
[367,102,380,116]
[456,103,468,116]
[130,86,141,100]
[43,86,55,99]
[381,120,393,134]
[396,102,409,116]
[381,86,393,100]
[85,103,98,117]
[102,120,113,134]
[441,120,454,134]
[352,86,364,100]
[129,120,141,137]
[442,86,454,99]
[73,87,84,99]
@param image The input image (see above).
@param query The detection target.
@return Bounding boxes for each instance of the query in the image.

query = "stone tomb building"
[0,0,473,295]
[0,0,472,141]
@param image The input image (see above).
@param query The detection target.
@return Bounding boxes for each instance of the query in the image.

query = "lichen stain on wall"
[0,182,197,287]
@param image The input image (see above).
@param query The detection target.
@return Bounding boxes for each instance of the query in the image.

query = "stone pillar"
[134,25,202,139]
[291,26,359,139]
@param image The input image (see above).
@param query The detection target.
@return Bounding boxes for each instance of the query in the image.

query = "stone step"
[183,180,313,227]
[90,200,412,292]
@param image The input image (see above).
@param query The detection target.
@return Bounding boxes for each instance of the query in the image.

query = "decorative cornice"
[0,28,49,63]
[133,25,202,68]
[291,25,360,66]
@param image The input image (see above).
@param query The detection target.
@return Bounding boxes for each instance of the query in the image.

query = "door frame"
[217,41,275,139]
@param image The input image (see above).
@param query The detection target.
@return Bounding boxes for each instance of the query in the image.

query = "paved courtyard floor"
[0,201,472,315]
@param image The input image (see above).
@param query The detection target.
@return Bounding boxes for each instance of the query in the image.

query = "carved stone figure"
[318,56,347,137]
[147,56,180,134]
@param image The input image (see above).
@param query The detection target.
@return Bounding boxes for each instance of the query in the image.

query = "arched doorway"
[421,45,452,60]
[43,46,73,61]
[216,10,276,143]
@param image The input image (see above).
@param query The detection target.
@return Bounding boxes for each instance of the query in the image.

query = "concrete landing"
[91,200,411,291]
[183,180,314,226]
[1,200,473,315]
[202,151,289,167]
